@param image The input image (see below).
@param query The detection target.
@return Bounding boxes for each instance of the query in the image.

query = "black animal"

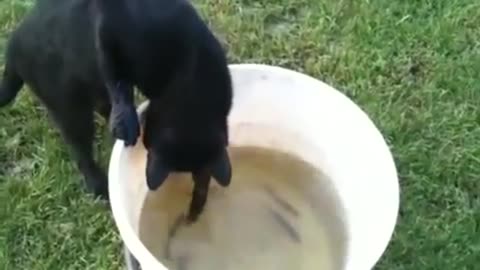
[0,0,233,220]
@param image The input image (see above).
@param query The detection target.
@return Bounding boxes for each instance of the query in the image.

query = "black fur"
[0,0,233,208]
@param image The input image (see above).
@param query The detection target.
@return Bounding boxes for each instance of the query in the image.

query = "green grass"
[1,0,479,269]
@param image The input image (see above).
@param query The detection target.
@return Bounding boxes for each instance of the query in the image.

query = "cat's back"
[14,0,91,45]
[11,0,98,85]
[108,0,204,96]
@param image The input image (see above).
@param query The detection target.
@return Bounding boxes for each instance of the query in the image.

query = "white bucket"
[108,64,400,270]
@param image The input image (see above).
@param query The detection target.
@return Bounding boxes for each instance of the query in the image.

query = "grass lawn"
[1,0,479,269]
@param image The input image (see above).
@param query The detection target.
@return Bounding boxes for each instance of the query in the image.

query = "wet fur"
[0,0,233,204]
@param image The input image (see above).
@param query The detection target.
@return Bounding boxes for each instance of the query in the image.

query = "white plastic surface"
[108,64,400,270]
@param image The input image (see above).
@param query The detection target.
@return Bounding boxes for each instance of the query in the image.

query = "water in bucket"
[135,146,348,270]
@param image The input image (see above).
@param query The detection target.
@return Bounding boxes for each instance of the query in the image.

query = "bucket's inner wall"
[131,145,348,270]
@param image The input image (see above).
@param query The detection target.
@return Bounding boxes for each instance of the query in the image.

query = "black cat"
[0,0,233,220]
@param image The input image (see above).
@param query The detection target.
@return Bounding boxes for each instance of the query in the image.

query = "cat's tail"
[0,64,24,107]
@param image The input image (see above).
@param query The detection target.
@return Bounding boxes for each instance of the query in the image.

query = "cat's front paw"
[110,103,140,146]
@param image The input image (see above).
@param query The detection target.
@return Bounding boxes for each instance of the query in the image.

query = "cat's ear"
[210,148,232,187]
[146,151,170,190]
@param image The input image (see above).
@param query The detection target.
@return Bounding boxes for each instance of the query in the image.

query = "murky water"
[138,146,348,270]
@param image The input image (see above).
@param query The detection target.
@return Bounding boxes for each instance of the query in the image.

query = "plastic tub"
[108,64,400,270]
